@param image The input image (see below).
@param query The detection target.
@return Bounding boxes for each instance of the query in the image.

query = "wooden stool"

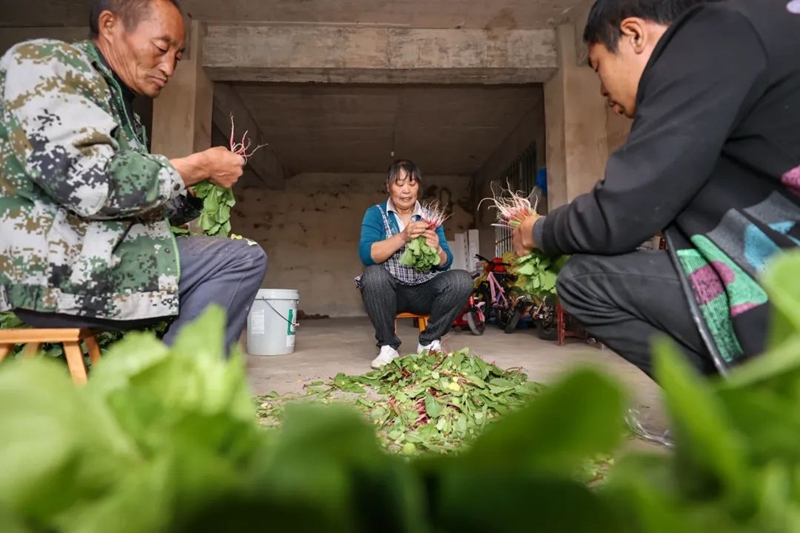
[0,329,102,385]
[395,313,429,333]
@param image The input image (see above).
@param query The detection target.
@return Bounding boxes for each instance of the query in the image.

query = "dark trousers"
[15,236,268,356]
[556,251,717,380]
[359,265,473,350]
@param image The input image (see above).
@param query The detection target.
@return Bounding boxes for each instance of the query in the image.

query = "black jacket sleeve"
[538,5,768,256]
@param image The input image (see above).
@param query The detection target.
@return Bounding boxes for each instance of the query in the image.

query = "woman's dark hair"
[582,0,720,52]
[90,0,183,38]
[387,159,423,188]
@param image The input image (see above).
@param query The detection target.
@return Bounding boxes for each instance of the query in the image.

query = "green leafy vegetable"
[398,201,448,272]
[0,306,262,533]
[759,251,800,350]
[514,250,569,299]
[604,251,800,533]
[258,349,544,455]
[2,252,800,532]
[480,186,567,299]
[193,182,236,237]
[399,236,441,271]
[170,225,191,236]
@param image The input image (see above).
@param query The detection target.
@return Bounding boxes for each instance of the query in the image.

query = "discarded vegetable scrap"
[256,348,614,483]
[258,349,542,454]
[399,200,450,271]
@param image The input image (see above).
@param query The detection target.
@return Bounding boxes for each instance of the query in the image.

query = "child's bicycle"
[472,255,530,333]
[530,295,558,340]
[452,290,487,336]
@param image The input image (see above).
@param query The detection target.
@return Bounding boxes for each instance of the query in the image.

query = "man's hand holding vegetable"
[512,214,540,257]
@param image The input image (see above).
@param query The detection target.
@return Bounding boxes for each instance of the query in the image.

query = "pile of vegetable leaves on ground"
[257,349,544,455]
[399,201,449,272]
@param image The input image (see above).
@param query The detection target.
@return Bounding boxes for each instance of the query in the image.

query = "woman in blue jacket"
[356,160,473,368]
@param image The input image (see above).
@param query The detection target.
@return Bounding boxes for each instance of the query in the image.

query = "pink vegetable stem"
[228,114,269,163]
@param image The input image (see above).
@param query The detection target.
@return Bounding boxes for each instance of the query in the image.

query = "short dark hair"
[90,0,182,38]
[387,159,423,188]
[582,0,718,52]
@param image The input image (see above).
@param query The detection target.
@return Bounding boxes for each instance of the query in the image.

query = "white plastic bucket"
[247,288,299,356]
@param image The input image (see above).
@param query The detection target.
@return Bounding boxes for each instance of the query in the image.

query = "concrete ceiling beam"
[202,24,557,83]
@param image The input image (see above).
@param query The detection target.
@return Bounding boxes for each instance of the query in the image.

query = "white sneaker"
[371,345,400,369]
[417,339,442,354]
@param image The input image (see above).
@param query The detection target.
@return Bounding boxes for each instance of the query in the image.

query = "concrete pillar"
[543,24,608,209]
[151,20,213,158]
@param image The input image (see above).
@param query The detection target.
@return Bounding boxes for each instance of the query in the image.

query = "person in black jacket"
[513,0,800,381]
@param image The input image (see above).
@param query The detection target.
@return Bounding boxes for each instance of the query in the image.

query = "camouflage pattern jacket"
[0,39,200,321]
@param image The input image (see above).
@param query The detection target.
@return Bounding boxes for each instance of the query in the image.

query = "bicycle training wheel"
[466,306,486,336]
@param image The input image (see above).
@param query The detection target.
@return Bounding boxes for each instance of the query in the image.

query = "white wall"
[231,172,473,317]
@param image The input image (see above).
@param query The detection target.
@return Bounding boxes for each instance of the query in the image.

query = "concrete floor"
[245,317,668,439]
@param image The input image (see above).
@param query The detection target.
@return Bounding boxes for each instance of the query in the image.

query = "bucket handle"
[265,300,299,328]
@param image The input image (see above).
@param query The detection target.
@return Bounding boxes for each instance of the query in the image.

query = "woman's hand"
[424,229,440,251]
[402,221,428,243]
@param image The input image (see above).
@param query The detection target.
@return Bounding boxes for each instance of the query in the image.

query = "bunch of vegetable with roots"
[485,185,539,232]
[194,114,268,237]
[399,200,450,272]
[482,185,569,299]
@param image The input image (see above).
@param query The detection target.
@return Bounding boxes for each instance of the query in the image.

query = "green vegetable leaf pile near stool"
[258,349,545,456]
[399,201,449,271]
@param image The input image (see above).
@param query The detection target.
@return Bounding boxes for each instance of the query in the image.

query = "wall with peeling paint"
[231,172,473,317]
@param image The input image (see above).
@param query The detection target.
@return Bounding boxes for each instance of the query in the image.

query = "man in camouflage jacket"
[0,0,267,352]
